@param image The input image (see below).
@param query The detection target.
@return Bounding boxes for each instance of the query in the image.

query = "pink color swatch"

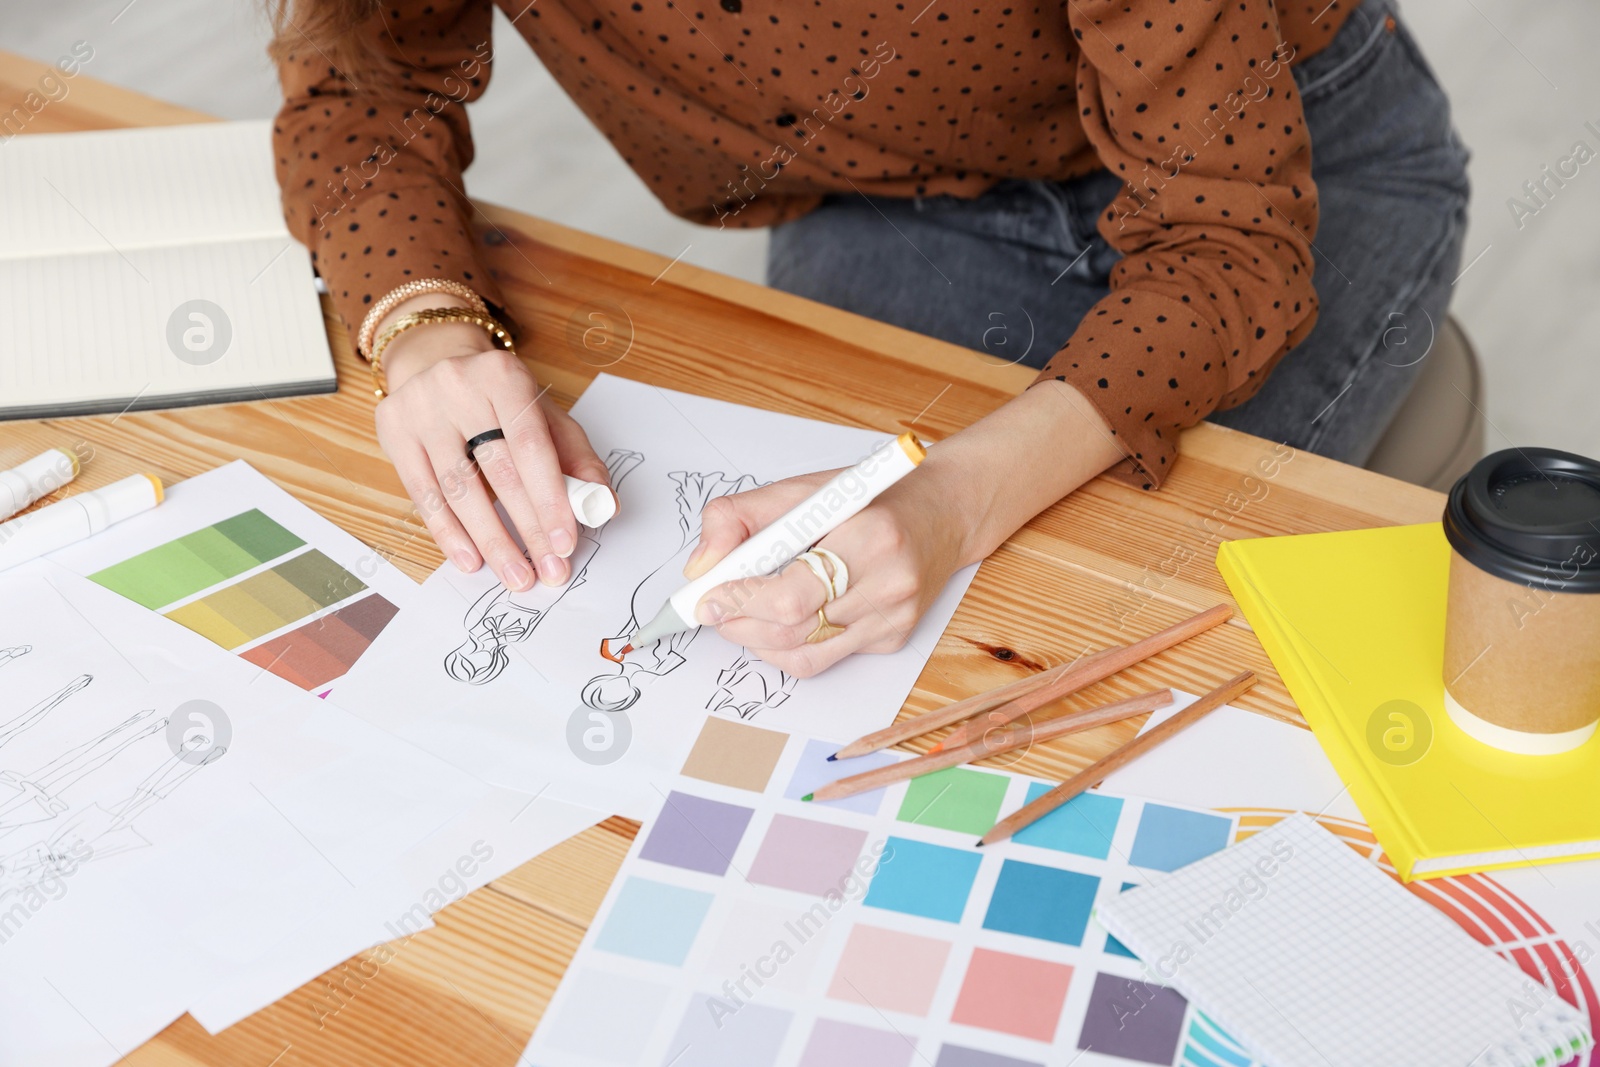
[748,814,869,897]
[827,924,952,1017]
[950,948,1075,1042]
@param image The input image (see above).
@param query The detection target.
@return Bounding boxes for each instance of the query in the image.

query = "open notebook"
[0,121,335,419]
[1097,814,1594,1067]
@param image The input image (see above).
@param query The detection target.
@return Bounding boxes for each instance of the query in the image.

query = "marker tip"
[825,754,837,762]
[800,793,814,802]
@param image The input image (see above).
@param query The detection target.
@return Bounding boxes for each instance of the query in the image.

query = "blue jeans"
[767,0,1471,466]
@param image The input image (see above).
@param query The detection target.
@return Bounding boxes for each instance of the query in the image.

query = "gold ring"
[805,607,845,644]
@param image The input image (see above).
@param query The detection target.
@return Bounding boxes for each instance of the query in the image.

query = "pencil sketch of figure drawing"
[0,733,224,900]
[582,470,797,717]
[0,646,31,670]
[0,673,90,751]
[445,449,645,685]
[0,705,166,832]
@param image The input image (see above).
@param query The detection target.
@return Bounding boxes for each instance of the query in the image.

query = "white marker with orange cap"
[0,473,164,573]
[605,432,927,658]
[0,447,80,521]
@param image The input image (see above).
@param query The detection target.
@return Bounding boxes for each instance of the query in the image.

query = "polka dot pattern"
[1040,0,1333,487]
[273,3,506,336]
[273,0,1350,487]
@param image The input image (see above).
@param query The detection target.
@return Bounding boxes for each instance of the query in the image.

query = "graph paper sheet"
[1096,813,1593,1067]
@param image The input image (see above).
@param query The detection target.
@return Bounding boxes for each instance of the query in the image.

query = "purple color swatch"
[786,739,900,814]
[747,814,869,896]
[661,994,792,1067]
[797,1019,917,1067]
[638,791,754,876]
[932,1046,1045,1067]
[1076,971,1189,1065]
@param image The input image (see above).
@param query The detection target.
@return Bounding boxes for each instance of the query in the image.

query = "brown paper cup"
[1443,548,1600,753]
[1442,448,1600,755]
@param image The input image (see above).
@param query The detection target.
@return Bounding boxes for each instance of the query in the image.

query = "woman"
[270,0,1467,678]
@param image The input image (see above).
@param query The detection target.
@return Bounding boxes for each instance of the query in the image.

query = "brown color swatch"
[680,717,789,793]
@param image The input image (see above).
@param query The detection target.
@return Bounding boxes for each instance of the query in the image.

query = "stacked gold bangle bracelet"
[357,277,487,356]
[368,307,516,400]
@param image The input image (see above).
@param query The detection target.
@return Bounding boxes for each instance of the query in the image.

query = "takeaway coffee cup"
[1441,448,1600,755]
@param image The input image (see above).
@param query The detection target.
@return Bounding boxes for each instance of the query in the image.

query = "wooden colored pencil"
[976,670,1256,847]
[806,688,1173,803]
[829,645,1123,761]
[930,604,1232,753]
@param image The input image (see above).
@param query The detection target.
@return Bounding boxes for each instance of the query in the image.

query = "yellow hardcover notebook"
[1218,523,1600,881]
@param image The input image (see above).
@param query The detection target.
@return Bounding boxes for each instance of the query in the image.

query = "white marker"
[607,433,926,657]
[0,473,164,573]
[565,475,617,528]
[0,447,79,521]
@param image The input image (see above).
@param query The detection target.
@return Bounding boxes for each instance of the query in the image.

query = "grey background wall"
[7,0,1596,458]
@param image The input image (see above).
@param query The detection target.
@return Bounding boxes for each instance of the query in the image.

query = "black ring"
[464,428,506,460]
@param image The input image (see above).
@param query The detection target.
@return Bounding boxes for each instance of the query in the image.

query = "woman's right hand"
[373,304,611,591]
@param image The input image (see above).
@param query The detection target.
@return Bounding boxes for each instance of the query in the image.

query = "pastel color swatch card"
[523,717,1257,1067]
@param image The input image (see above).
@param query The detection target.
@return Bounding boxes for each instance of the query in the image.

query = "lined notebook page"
[1097,814,1593,1067]
[0,121,334,418]
[0,121,288,259]
[0,238,329,416]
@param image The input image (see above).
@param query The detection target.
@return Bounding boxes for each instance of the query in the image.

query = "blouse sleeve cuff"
[296,181,509,349]
[1029,290,1230,490]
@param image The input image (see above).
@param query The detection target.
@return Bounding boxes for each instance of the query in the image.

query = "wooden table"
[0,51,1444,1067]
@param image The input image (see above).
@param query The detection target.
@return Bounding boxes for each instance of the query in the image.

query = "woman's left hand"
[684,466,971,678]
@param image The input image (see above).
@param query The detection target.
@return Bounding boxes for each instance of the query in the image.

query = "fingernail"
[453,549,478,572]
[683,543,707,578]
[550,527,575,558]
[540,554,568,586]
[503,560,533,591]
[697,599,729,625]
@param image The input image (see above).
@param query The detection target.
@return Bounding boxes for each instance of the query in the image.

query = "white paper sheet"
[331,375,979,817]
[0,564,604,1063]
[47,459,417,697]
[42,458,616,1032]
[0,570,379,1066]
[1100,694,1363,821]
[189,785,606,1033]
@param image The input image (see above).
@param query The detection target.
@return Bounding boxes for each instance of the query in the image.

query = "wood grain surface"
[0,51,1444,1067]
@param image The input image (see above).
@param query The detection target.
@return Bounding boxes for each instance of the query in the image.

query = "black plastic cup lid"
[1444,447,1600,593]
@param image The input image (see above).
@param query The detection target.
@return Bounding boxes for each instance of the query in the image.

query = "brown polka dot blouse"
[273,0,1351,488]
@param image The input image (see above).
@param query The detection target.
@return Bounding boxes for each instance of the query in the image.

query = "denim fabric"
[766,0,1471,466]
